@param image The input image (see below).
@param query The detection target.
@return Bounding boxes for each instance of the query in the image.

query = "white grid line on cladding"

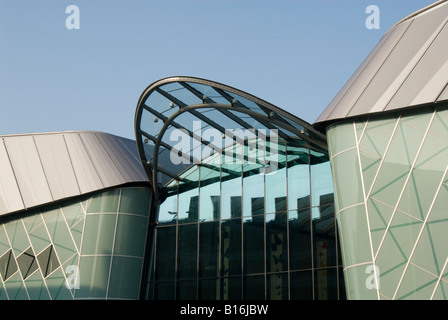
[355,118,369,146]
[105,188,122,300]
[393,162,448,299]
[353,120,380,299]
[57,204,82,299]
[59,204,82,257]
[365,115,402,200]
[0,224,13,300]
[6,221,30,299]
[430,257,448,299]
[370,196,425,223]
[374,110,436,264]
[38,212,64,299]
[72,202,86,301]
[329,146,358,162]
[19,218,45,298]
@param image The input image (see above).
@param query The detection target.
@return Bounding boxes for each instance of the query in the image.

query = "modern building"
[315,0,448,300]
[0,0,447,300]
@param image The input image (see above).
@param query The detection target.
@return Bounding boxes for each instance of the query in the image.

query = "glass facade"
[327,105,448,300]
[0,186,152,300]
[145,139,345,300]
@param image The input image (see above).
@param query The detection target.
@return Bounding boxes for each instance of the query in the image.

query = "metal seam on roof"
[315,0,448,125]
[0,131,149,217]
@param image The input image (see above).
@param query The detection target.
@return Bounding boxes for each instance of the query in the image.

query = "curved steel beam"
[149,102,326,201]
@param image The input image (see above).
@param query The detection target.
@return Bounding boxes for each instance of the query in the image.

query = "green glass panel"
[199,278,219,300]
[359,150,381,195]
[81,214,117,255]
[221,177,242,219]
[289,208,311,270]
[221,218,242,277]
[158,183,178,225]
[315,268,340,300]
[46,267,69,300]
[354,119,368,143]
[265,166,287,214]
[199,166,220,221]
[17,247,38,280]
[386,211,422,259]
[177,224,198,280]
[366,199,394,254]
[429,107,448,138]
[343,265,379,300]
[412,220,448,277]
[155,226,176,282]
[5,219,30,256]
[359,115,398,158]
[70,220,84,252]
[375,230,408,299]
[400,106,433,131]
[62,254,80,298]
[113,214,148,257]
[154,281,175,300]
[37,245,60,278]
[327,121,357,156]
[432,278,448,300]
[311,161,334,208]
[243,174,264,217]
[331,149,364,211]
[267,273,288,300]
[108,256,143,299]
[287,155,310,213]
[4,272,28,300]
[290,270,313,300]
[119,187,152,217]
[313,206,337,269]
[243,216,264,275]
[44,209,77,265]
[28,223,51,255]
[176,280,197,300]
[221,277,242,300]
[22,212,43,233]
[337,205,372,267]
[370,123,425,208]
[178,188,198,224]
[0,249,17,282]
[0,227,10,257]
[243,275,265,299]
[395,264,438,300]
[87,189,120,213]
[24,269,50,300]
[199,221,219,278]
[77,256,111,299]
[266,213,287,273]
[398,133,448,220]
[61,201,85,228]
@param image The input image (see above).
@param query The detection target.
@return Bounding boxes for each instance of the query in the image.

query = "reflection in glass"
[158,184,177,225]
[177,224,198,280]
[155,226,176,282]
[266,213,287,273]
[221,218,242,277]
[243,216,264,275]
[199,222,219,278]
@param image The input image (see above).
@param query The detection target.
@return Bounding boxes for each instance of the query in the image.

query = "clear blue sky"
[0,0,437,139]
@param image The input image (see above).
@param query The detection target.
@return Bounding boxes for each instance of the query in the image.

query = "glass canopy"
[135,76,327,199]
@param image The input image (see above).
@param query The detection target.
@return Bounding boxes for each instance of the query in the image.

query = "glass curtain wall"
[0,186,152,300]
[327,105,448,300]
[146,139,345,300]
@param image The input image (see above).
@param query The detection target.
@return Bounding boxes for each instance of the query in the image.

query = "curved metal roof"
[316,0,448,126]
[0,131,148,217]
[134,76,327,200]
